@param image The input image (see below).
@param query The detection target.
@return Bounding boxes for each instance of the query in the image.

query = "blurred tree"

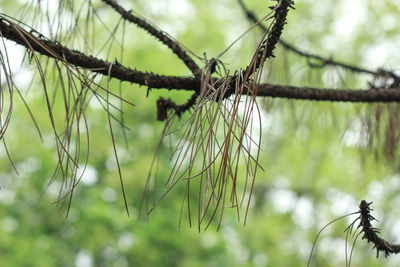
[1,0,400,266]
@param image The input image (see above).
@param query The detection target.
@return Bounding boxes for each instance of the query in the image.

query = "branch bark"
[1,16,400,102]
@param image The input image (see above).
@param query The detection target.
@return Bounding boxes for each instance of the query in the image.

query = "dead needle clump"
[143,0,294,230]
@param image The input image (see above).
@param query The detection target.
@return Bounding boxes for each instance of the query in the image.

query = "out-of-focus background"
[1,0,400,266]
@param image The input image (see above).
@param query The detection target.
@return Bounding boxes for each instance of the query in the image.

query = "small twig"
[236,0,398,78]
[156,92,198,121]
[100,0,201,118]
[242,0,294,77]
[309,200,400,266]
[358,200,400,257]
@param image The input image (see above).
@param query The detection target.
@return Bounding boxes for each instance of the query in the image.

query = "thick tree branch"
[258,84,400,102]
[0,18,197,90]
[101,0,201,77]
[1,17,400,102]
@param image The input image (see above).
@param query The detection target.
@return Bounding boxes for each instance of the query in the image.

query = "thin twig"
[101,0,201,77]
[358,200,400,257]
[236,0,398,78]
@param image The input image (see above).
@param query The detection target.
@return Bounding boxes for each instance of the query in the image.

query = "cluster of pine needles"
[142,0,294,230]
[0,1,134,215]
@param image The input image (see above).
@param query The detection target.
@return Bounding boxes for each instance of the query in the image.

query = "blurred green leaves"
[0,0,400,266]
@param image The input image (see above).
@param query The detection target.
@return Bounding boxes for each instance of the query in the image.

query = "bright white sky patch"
[292,196,314,229]
[325,187,357,216]
[75,250,93,267]
[334,0,367,38]
[363,42,393,67]
[146,0,193,17]
[79,165,98,186]
[342,119,369,147]
[268,188,297,213]
[144,0,195,36]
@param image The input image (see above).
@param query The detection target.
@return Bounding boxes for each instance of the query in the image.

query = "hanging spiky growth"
[308,200,400,266]
[143,0,294,230]
[356,200,400,258]
[363,72,400,165]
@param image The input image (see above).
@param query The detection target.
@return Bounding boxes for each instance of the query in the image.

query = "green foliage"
[1,0,400,266]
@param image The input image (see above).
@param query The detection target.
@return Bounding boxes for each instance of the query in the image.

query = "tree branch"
[1,16,400,102]
[0,17,197,90]
[236,0,398,78]
[258,84,400,102]
[100,0,201,119]
[101,0,201,77]
[243,0,294,76]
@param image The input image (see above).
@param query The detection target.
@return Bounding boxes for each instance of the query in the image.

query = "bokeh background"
[1,0,400,266]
